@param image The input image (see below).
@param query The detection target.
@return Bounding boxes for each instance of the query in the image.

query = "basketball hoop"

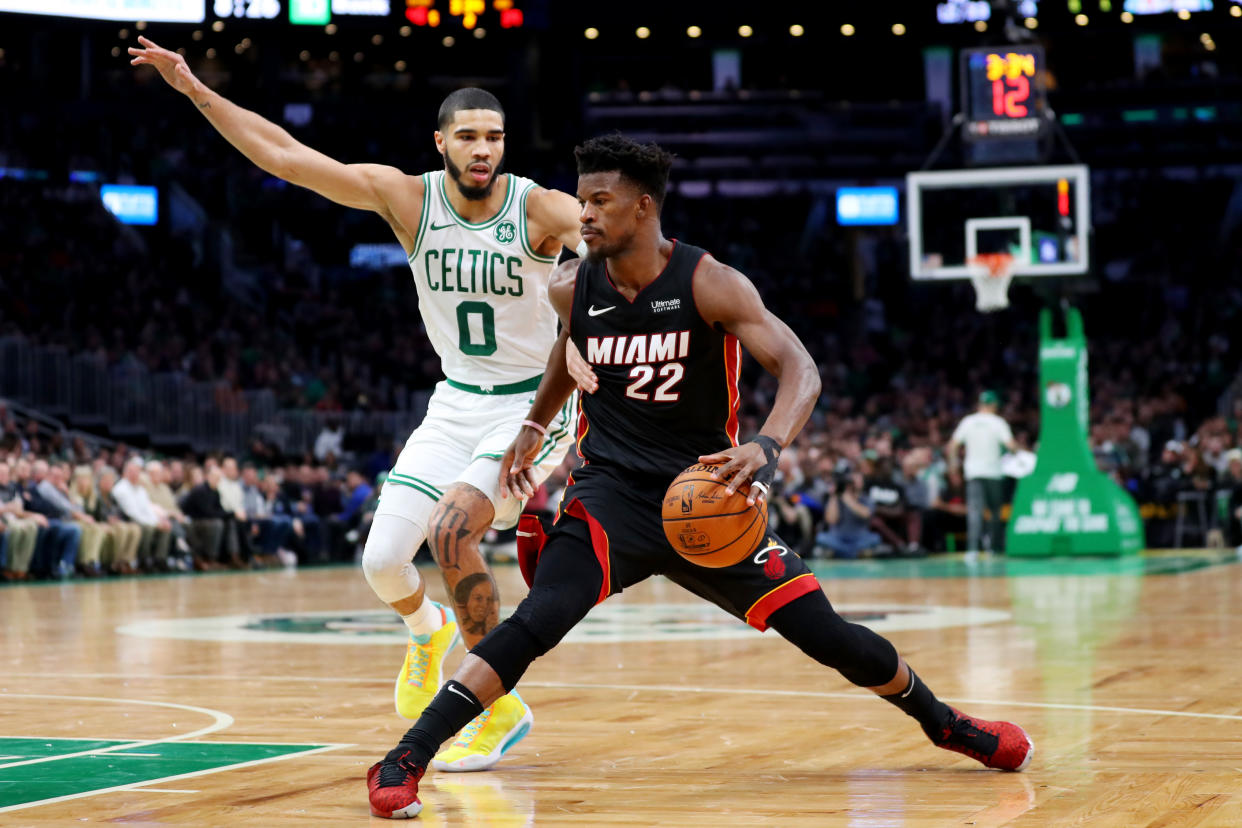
[967,253,1015,313]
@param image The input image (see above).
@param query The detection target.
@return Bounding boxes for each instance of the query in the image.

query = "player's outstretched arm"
[128,36,402,213]
[500,260,581,498]
[695,257,821,502]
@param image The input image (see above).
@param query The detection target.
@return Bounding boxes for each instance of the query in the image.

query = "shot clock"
[960,45,1047,143]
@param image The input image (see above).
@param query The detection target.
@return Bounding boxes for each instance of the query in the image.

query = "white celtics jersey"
[406,170,560,390]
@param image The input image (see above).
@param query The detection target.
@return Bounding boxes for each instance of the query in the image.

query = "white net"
[967,254,1015,312]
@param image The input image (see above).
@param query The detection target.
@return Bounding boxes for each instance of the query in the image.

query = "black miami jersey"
[568,240,741,479]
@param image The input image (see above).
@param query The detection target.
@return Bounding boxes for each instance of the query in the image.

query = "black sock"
[880,667,955,742]
[387,680,484,768]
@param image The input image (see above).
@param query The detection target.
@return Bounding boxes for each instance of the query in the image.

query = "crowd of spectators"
[0,415,383,581]
[5,48,1242,569]
[6,159,1242,566]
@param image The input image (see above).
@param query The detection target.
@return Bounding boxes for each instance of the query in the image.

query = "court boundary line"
[0,743,346,815]
[7,674,1242,723]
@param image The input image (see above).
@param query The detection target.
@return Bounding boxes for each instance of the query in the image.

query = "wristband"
[749,434,783,491]
[752,434,782,462]
[521,419,548,437]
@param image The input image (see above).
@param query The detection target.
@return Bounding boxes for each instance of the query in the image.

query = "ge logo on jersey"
[495,220,517,245]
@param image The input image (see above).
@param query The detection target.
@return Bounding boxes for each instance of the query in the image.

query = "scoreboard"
[960,45,1047,142]
[0,0,525,27]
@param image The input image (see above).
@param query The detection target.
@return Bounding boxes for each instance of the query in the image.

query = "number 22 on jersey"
[626,363,684,401]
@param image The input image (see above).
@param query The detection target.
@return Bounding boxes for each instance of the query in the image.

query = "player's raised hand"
[499,424,545,500]
[128,36,198,96]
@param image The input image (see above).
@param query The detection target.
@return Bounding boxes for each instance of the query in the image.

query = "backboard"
[907,165,1090,281]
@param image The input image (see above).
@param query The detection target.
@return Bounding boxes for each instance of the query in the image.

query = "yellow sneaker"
[431,692,534,773]
[395,602,462,720]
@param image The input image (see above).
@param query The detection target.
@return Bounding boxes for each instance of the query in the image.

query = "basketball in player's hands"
[661,463,768,568]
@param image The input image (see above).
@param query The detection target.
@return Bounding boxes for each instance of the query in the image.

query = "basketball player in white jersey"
[130,37,582,771]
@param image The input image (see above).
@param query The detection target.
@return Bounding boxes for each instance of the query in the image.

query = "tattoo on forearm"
[198,101,211,110]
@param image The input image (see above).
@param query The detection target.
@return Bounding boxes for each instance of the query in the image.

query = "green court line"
[0,738,334,812]
[0,738,123,761]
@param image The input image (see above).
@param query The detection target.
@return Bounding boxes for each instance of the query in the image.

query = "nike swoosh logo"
[430,221,457,231]
[588,305,616,317]
[445,684,473,702]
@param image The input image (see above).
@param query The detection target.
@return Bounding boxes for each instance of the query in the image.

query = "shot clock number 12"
[961,45,1046,141]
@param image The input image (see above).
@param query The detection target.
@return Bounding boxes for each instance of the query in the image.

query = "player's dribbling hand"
[128,36,199,96]
[500,425,544,499]
[698,443,769,506]
[565,340,598,394]
[700,435,781,507]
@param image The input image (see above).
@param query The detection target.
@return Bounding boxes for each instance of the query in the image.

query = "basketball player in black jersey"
[367,135,1033,819]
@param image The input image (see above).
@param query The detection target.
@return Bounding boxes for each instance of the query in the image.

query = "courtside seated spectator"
[114,457,175,571]
[0,460,41,581]
[929,467,969,552]
[1219,450,1242,549]
[20,458,81,578]
[258,472,299,567]
[217,455,255,565]
[312,467,345,560]
[327,468,371,562]
[864,454,921,556]
[94,466,143,574]
[179,465,230,570]
[68,465,108,577]
[145,460,192,555]
[818,469,882,559]
[241,464,284,566]
[898,449,933,554]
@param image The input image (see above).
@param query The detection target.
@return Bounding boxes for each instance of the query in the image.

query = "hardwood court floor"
[3,550,1242,826]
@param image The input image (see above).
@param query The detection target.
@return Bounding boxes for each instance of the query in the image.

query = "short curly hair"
[574,133,674,210]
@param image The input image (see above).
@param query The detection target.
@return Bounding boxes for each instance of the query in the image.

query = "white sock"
[402,598,444,640]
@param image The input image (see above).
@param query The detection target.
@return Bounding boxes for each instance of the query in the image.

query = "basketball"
[661,463,768,568]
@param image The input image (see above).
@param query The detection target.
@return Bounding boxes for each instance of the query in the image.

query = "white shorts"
[374,381,575,531]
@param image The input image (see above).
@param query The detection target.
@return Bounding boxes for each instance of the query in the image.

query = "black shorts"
[548,462,820,631]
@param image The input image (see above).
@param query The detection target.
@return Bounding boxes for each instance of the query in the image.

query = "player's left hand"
[698,435,782,507]
[500,425,544,499]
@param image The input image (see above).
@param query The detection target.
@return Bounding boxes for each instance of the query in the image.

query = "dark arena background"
[4,0,1242,824]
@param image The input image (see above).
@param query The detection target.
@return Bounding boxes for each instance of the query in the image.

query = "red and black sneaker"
[367,749,426,819]
[934,707,1034,771]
